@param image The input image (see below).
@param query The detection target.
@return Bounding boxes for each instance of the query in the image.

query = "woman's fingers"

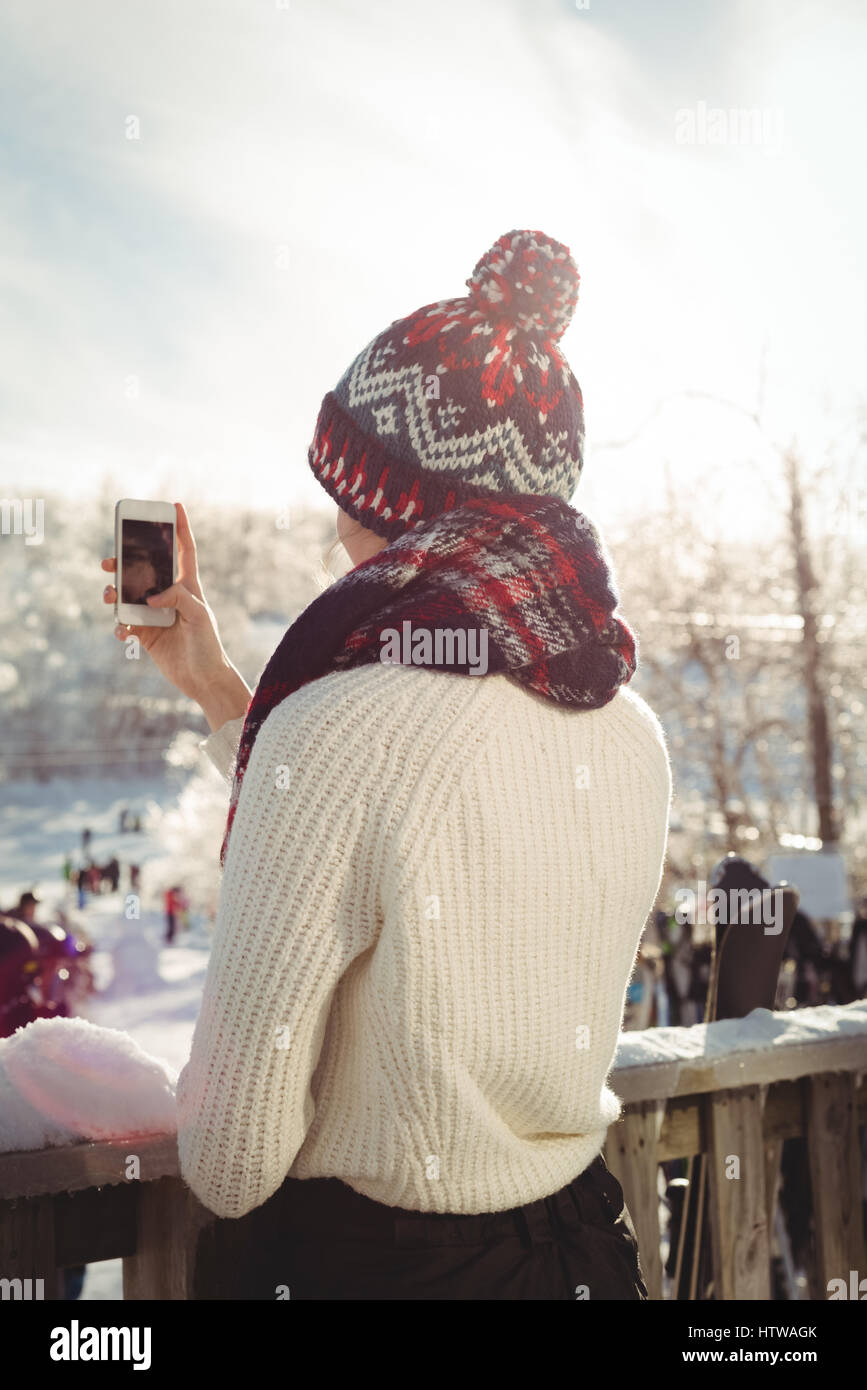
[146,582,201,621]
[175,502,203,598]
[103,506,204,612]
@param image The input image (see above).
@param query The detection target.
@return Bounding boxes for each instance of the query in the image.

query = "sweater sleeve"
[176,691,382,1219]
[199,714,245,783]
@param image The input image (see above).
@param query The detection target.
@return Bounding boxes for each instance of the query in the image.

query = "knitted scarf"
[221,494,636,864]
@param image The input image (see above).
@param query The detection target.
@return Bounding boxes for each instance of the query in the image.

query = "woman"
[102,230,670,1300]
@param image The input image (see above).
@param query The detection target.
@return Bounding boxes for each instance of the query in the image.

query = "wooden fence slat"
[604,1100,666,1299]
[0,1133,178,1201]
[0,1195,63,1299]
[706,1085,770,1300]
[763,1079,807,1143]
[806,1072,864,1294]
[658,1096,702,1162]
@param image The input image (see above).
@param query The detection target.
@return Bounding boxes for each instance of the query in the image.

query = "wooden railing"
[603,1004,867,1300]
[1,1002,866,1299]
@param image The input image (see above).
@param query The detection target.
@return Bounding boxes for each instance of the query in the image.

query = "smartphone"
[114,499,177,627]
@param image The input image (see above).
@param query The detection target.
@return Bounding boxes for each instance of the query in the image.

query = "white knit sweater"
[176,664,671,1220]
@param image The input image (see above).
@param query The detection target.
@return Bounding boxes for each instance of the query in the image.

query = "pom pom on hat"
[466,229,580,342]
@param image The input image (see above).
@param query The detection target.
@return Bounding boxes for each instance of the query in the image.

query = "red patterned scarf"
[221,494,636,864]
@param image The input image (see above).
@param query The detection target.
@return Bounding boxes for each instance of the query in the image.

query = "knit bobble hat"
[308,229,585,541]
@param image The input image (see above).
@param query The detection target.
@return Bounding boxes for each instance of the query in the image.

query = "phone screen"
[120,519,174,603]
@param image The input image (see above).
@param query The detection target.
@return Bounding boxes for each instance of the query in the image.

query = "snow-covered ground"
[2,772,175,918]
[2,773,214,1300]
[84,894,207,1071]
[1,772,216,1073]
[79,1258,124,1301]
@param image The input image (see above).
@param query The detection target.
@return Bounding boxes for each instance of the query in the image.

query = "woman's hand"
[102,502,252,732]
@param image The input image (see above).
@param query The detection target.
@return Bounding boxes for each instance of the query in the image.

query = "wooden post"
[123,1177,210,1300]
[806,1072,864,1294]
[605,1100,666,1299]
[706,1085,770,1299]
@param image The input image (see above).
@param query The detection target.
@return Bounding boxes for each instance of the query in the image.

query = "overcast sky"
[1,0,865,530]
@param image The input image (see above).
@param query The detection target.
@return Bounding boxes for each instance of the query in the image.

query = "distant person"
[81,827,92,853]
[29,922,76,1020]
[667,918,695,1025]
[624,944,657,1031]
[688,936,713,1021]
[129,863,141,892]
[850,901,867,999]
[826,939,857,1006]
[65,926,95,1013]
[61,855,72,883]
[651,910,673,1025]
[7,889,40,926]
[164,886,188,944]
[103,857,120,893]
[787,908,826,1006]
[0,895,92,1031]
[0,913,40,1038]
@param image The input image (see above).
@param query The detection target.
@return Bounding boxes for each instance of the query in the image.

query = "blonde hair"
[316,517,368,592]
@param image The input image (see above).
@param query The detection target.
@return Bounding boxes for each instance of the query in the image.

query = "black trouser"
[200,1154,648,1300]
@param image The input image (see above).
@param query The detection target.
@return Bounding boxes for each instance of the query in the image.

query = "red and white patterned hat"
[308,230,584,541]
